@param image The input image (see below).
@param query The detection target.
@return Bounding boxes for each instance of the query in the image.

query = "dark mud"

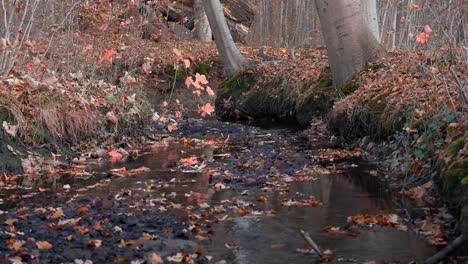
[0,120,439,263]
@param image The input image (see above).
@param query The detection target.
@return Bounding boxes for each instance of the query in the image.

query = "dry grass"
[63,108,98,142]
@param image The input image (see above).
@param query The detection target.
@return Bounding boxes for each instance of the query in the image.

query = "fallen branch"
[424,234,466,264]
[300,229,322,257]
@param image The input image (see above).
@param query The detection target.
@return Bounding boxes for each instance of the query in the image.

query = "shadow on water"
[0,122,437,263]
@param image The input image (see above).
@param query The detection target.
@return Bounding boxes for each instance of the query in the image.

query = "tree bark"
[194,0,212,42]
[315,0,381,88]
[202,0,248,77]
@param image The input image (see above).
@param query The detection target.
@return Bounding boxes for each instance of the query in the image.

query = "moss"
[447,136,466,158]
[215,74,257,119]
[242,80,299,119]
[337,80,359,95]
[296,78,335,126]
[193,62,211,75]
[448,158,468,182]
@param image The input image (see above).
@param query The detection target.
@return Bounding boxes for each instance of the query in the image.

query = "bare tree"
[315,0,381,88]
[194,0,212,42]
[202,0,247,77]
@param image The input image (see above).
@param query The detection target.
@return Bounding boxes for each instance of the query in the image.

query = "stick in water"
[300,229,323,257]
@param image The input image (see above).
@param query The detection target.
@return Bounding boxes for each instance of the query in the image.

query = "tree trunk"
[194,0,212,42]
[361,0,380,42]
[315,0,381,88]
[202,0,248,77]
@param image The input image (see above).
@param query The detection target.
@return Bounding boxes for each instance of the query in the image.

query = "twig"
[424,234,466,264]
[300,229,322,257]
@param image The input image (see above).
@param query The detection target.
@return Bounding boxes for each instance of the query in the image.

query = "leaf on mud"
[179,157,198,166]
[128,167,151,175]
[78,206,89,213]
[108,150,123,162]
[5,218,16,226]
[88,239,102,248]
[146,253,164,264]
[258,196,267,203]
[168,124,178,132]
[195,235,210,241]
[48,208,65,219]
[7,239,25,251]
[36,241,53,250]
[167,253,183,262]
[34,208,47,213]
[74,259,93,264]
[141,232,160,240]
[237,207,250,217]
[163,227,174,234]
[106,111,118,123]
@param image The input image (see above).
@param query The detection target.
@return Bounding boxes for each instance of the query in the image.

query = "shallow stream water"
[0,120,437,263]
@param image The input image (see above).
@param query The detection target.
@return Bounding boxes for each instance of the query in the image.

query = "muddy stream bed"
[0,120,437,263]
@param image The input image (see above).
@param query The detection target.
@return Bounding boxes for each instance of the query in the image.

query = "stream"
[0,120,437,263]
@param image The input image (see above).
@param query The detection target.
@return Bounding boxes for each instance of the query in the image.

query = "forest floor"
[0,4,467,263]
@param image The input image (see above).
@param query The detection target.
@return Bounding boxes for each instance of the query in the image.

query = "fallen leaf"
[88,239,102,248]
[36,241,53,250]
[146,253,163,264]
[99,49,117,64]
[108,150,123,162]
[106,111,118,123]
[199,103,215,117]
[48,208,65,219]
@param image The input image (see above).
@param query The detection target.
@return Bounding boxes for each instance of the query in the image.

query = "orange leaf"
[36,241,53,250]
[195,73,208,85]
[168,124,178,132]
[199,103,215,117]
[416,32,427,44]
[185,76,193,88]
[108,150,123,162]
[183,59,191,69]
[48,208,65,219]
[180,157,198,166]
[99,49,117,64]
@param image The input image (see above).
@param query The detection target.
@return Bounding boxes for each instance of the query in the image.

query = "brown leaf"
[36,241,53,250]
[48,208,65,219]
